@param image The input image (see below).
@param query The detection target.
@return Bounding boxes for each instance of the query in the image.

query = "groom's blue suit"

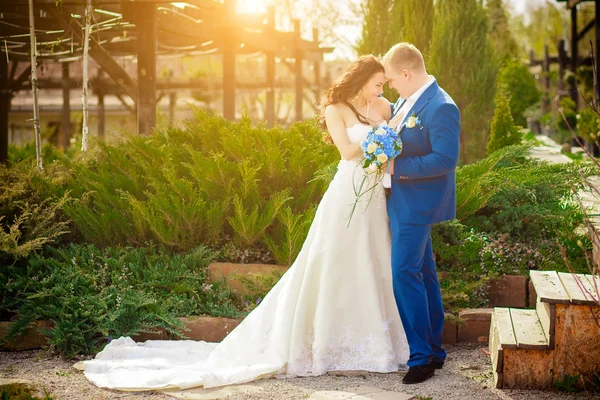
[387,80,460,368]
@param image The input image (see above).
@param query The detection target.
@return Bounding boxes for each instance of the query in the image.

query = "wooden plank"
[510,309,549,350]
[529,270,570,304]
[489,313,503,373]
[584,274,600,302]
[558,272,599,305]
[536,301,555,349]
[493,307,517,349]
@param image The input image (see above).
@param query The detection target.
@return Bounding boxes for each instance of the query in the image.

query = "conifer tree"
[487,83,522,155]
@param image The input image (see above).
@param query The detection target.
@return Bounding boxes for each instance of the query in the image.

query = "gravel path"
[1,343,596,400]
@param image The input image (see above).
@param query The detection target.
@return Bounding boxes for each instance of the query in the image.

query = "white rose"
[366,164,378,173]
[406,117,417,129]
[375,127,386,136]
[377,153,388,163]
[367,143,378,153]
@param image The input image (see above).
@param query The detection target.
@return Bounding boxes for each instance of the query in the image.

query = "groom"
[383,43,460,384]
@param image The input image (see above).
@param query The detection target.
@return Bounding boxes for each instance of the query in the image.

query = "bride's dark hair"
[319,55,385,144]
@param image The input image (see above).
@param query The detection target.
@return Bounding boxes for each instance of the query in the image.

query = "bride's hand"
[388,110,406,130]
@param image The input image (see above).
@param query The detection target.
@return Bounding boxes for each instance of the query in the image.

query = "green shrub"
[497,59,541,126]
[0,162,70,262]
[576,107,600,142]
[51,111,337,263]
[0,244,240,356]
[487,83,522,155]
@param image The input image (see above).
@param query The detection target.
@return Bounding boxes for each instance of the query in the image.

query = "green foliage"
[0,384,54,400]
[400,0,434,55]
[0,162,70,261]
[438,145,593,311]
[487,0,519,60]
[497,59,541,126]
[231,270,284,313]
[8,143,67,166]
[487,84,522,155]
[577,107,600,142]
[0,244,239,356]
[356,0,433,103]
[557,97,578,131]
[40,111,338,263]
[556,374,580,392]
[428,0,499,163]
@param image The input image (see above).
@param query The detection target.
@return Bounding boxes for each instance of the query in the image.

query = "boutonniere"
[405,112,423,130]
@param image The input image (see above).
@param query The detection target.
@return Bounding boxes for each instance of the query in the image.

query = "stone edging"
[0,274,535,350]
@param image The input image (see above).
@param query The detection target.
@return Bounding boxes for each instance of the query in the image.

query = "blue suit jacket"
[389,81,460,225]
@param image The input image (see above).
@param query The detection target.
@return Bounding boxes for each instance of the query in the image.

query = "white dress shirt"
[383,76,436,189]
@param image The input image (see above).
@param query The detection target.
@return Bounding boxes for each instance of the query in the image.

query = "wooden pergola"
[0,0,333,163]
[557,0,600,107]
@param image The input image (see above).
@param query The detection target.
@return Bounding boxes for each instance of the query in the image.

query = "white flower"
[406,117,417,129]
[375,127,386,136]
[377,153,388,163]
[366,164,378,173]
[367,143,379,153]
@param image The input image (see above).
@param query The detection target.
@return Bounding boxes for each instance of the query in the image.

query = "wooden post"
[293,19,303,122]
[136,3,157,134]
[595,0,600,104]
[169,92,176,124]
[222,0,236,120]
[570,6,579,109]
[97,69,105,140]
[543,44,550,113]
[312,27,321,102]
[558,39,566,92]
[61,62,71,149]
[265,6,275,127]
[0,60,9,164]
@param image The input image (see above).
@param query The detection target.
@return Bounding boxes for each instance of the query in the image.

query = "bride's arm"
[324,105,363,160]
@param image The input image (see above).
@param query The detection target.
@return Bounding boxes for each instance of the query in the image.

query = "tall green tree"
[356,0,395,57]
[357,0,432,102]
[487,84,522,155]
[428,0,499,164]
[402,0,434,55]
[487,0,519,60]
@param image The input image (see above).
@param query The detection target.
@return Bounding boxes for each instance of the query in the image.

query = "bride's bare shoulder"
[325,103,350,118]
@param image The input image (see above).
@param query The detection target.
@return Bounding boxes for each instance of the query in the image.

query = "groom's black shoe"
[431,360,444,370]
[402,364,435,384]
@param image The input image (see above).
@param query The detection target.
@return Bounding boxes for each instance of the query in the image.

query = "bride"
[84,55,410,390]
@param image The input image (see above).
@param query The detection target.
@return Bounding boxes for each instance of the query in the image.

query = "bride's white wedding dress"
[84,123,409,390]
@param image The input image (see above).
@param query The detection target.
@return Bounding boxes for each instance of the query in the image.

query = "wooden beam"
[568,0,585,8]
[135,3,157,134]
[46,6,138,102]
[578,18,595,42]
[11,65,31,92]
[115,93,135,115]
[312,27,322,101]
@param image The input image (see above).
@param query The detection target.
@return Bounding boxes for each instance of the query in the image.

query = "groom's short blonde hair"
[383,43,426,73]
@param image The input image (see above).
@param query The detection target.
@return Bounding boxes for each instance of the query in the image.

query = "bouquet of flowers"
[348,124,403,226]
[360,125,403,173]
